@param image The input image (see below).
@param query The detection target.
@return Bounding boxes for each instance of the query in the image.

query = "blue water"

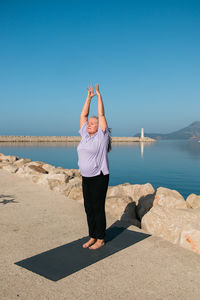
[1,140,200,199]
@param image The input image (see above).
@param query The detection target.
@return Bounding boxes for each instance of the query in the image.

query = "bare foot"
[89,239,105,250]
[82,238,96,248]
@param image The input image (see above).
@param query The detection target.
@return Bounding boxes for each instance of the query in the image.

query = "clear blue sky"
[0,0,200,136]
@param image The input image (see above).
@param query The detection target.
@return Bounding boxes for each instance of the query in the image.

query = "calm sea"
[1,140,200,199]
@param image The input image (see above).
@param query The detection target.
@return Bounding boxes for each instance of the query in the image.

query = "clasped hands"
[87,84,100,99]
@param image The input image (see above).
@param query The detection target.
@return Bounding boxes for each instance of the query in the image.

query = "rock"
[107,183,131,198]
[120,202,141,227]
[123,183,155,205]
[0,161,10,168]
[48,173,70,182]
[0,160,10,165]
[42,164,80,178]
[16,163,48,177]
[37,173,70,187]
[62,168,81,178]
[47,179,65,190]
[28,165,48,174]
[141,206,200,244]
[53,167,72,175]
[136,192,156,221]
[55,177,82,197]
[43,165,63,174]
[68,184,83,201]
[38,163,56,173]
[179,224,200,255]
[12,157,81,196]
[105,196,133,220]
[13,158,32,167]
[107,183,155,222]
[107,182,155,205]
[153,187,187,209]
[186,194,200,209]
[2,164,18,173]
[25,161,45,167]
[0,153,19,163]
[15,167,29,177]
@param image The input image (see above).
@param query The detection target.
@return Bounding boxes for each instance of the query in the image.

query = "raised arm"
[95,84,107,132]
[80,84,96,128]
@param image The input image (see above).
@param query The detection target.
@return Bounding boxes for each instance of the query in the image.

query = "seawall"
[0,136,156,142]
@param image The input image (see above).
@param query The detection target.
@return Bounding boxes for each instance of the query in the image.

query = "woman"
[77,83,111,250]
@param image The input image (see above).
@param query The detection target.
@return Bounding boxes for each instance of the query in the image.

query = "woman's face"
[87,118,98,135]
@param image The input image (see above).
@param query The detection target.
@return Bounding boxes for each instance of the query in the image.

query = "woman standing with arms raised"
[77,83,111,250]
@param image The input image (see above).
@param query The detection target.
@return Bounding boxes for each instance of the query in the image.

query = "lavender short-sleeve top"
[77,121,110,177]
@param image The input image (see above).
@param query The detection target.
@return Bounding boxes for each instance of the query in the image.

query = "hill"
[134,121,200,140]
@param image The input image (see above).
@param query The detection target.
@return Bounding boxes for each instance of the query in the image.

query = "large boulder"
[123,183,155,205]
[42,165,81,178]
[13,158,32,167]
[105,196,140,227]
[2,163,18,173]
[107,182,155,205]
[186,194,200,209]
[94,182,155,224]
[67,184,83,201]
[14,158,81,195]
[0,162,8,169]
[62,168,81,178]
[120,202,141,227]
[28,164,48,174]
[153,187,187,209]
[136,192,156,221]
[47,179,67,190]
[56,177,82,197]
[0,153,19,163]
[32,173,70,188]
[41,163,57,173]
[105,196,133,219]
[16,162,47,177]
[107,183,131,198]
[141,205,200,244]
[179,224,200,255]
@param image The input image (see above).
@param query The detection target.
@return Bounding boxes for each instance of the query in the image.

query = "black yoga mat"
[15,221,150,281]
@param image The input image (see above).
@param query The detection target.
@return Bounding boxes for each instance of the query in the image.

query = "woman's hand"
[95,83,100,95]
[87,84,96,98]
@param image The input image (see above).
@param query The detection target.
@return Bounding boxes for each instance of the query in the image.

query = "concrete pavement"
[0,168,200,300]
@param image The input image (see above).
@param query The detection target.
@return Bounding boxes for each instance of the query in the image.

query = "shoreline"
[0,135,156,142]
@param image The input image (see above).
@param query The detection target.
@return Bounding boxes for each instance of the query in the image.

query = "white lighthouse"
[141,128,144,139]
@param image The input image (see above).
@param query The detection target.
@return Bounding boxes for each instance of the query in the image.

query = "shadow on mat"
[15,220,150,281]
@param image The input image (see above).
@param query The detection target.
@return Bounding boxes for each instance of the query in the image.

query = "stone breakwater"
[0,136,156,142]
[1,152,200,256]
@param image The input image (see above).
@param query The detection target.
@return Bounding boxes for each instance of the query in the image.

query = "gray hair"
[89,115,112,152]
[89,115,99,122]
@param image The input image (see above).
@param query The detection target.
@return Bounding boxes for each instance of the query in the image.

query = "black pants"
[82,171,109,239]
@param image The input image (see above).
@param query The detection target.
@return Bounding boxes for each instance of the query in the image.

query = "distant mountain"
[134,121,200,140]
